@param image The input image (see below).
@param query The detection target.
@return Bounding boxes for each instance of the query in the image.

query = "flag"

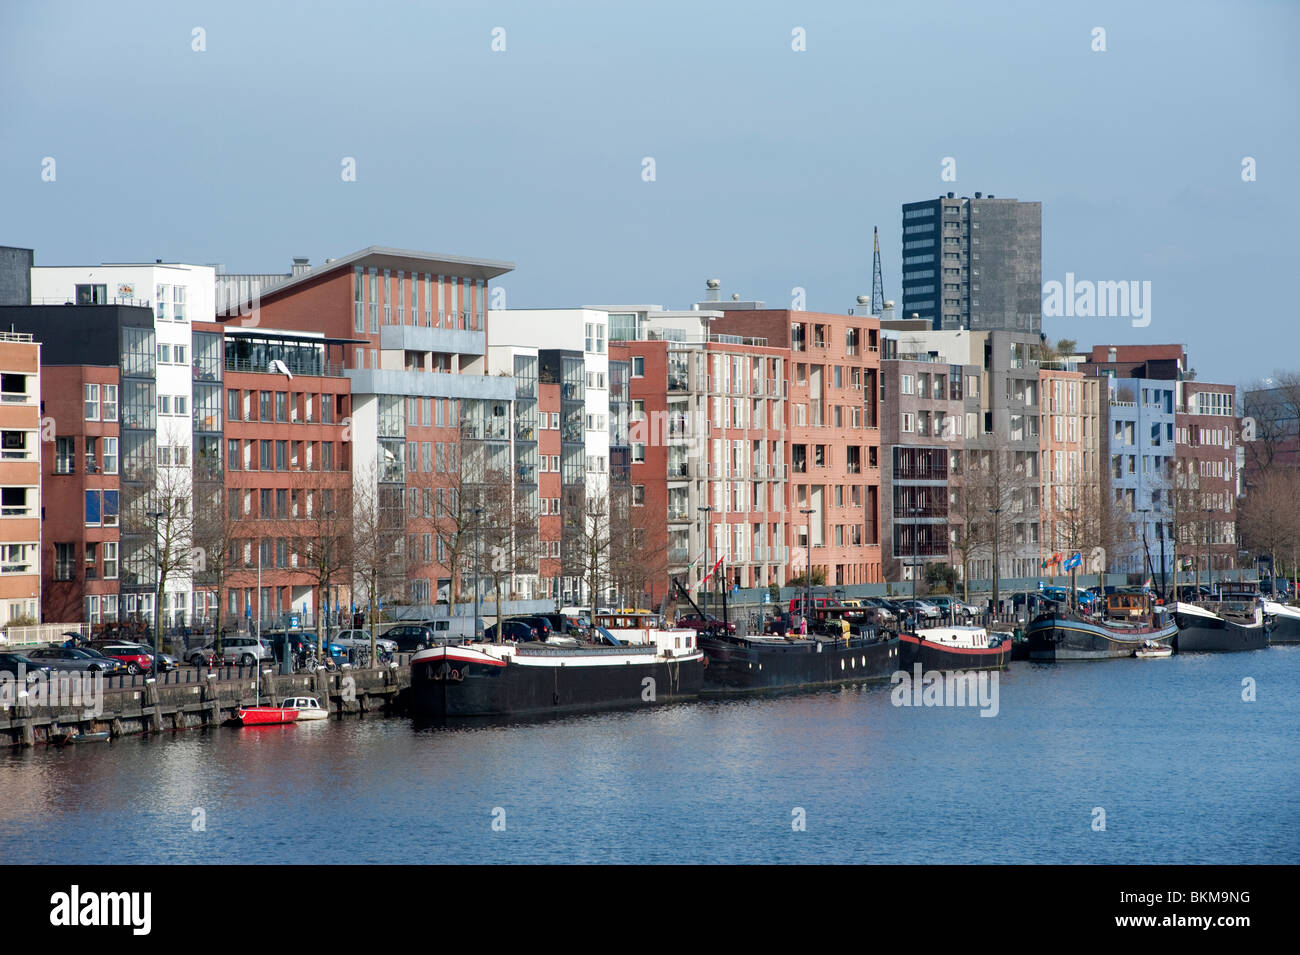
[700,554,725,587]
[1063,552,1082,572]
[1142,577,1153,591]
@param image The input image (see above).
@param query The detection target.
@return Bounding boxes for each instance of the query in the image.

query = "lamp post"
[799,507,815,629]
[990,504,1003,619]
[149,510,165,682]
[698,505,713,621]
[319,508,335,661]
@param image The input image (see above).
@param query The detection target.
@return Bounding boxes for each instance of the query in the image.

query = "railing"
[895,468,947,481]
[224,358,345,377]
[668,548,690,563]
[0,392,34,403]
[893,505,948,519]
[668,507,690,521]
[668,374,689,393]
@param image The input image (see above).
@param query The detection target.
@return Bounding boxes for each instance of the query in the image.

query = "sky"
[2,0,1296,390]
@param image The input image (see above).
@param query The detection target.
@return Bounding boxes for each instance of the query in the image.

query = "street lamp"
[149,510,165,682]
[1063,505,1078,615]
[799,507,815,630]
[990,504,1003,618]
[320,508,336,661]
[698,505,713,621]
[910,502,921,624]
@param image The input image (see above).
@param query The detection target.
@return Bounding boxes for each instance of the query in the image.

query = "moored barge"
[1027,591,1177,661]
[898,625,1011,671]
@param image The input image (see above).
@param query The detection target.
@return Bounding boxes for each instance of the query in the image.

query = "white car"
[333,630,398,653]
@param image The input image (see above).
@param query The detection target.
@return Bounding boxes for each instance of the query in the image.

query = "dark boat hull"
[1265,613,1300,644]
[1171,614,1269,653]
[898,633,1011,671]
[410,648,704,718]
[1027,615,1177,661]
[699,634,899,692]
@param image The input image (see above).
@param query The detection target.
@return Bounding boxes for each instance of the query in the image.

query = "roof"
[237,245,514,306]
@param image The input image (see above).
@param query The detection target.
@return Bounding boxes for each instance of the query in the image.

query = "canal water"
[2,648,1296,865]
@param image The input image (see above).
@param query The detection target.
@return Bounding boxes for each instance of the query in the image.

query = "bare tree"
[953,433,1032,608]
[121,457,194,651]
[609,486,670,609]
[279,473,353,657]
[190,481,240,656]
[1238,469,1300,586]
[351,463,406,661]
[1241,372,1300,473]
[563,487,612,610]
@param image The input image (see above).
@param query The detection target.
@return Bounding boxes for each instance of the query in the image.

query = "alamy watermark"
[0,666,104,716]
[890,663,999,717]
[1042,273,1151,327]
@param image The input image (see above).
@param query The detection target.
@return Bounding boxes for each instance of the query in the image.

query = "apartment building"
[901,193,1042,333]
[1176,380,1240,575]
[880,323,1042,581]
[4,304,167,627]
[708,304,884,586]
[609,306,790,602]
[219,247,514,614]
[30,263,217,627]
[879,327,981,582]
[220,328,354,627]
[1038,361,1102,571]
[0,333,42,624]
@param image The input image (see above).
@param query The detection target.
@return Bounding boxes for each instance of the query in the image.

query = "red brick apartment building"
[1176,380,1240,574]
[220,328,353,625]
[711,309,884,586]
[219,247,515,609]
[0,333,43,624]
[39,362,120,624]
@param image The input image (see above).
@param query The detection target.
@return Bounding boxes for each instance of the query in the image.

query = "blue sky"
[2,0,1295,388]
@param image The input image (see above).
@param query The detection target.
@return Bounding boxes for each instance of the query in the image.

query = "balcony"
[379,324,486,357]
[515,423,537,442]
[668,373,689,393]
[893,504,948,519]
[668,547,690,564]
[668,506,690,521]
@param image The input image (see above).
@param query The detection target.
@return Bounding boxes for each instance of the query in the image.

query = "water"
[2,648,1296,864]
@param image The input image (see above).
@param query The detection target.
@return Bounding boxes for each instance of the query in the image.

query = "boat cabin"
[1104,592,1160,621]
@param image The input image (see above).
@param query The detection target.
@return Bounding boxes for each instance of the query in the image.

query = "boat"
[280,696,328,720]
[409,611,704,718]
[1170,598,1269,653]
[236,705,299,725]
[898,625,1011,671]
[677,579,900,692]
[1027,591,1177,661]
[1262,599,1300,644]
[1134,640,1173,659]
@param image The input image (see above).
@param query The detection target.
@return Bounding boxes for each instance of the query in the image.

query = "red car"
[89,641,173,674]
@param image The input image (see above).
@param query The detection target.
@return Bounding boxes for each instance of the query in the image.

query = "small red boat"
[237,705,299,726]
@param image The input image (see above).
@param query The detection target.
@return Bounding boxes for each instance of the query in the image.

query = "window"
[100,384,117,421]
[631,356,644,377]
[56,436,75,473]
[84,384,100,420]
[632,444,646,463]
[632,485,645,505]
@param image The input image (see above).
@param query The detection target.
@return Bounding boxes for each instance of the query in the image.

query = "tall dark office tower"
[900,193,1041,334]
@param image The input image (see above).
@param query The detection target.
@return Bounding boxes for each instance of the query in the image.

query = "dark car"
[483,620,538,642]
[26,646,127,674]
[675,613,736,634]
[510,616,554,639]
[381,624,444,652]
[0,652,50,678]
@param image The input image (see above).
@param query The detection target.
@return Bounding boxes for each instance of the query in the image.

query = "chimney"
[704,278,721,303]
[1108,347,1118,363]
[292,257,311,277]
[881,300,895,321]
[975,191,983,199]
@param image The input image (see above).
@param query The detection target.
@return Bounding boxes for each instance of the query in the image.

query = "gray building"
[0,246,33,305]
[901,193,1041,334]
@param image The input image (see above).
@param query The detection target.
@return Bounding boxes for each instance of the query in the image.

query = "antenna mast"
[871,226,885,315]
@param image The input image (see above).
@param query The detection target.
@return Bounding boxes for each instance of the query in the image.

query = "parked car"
[510,616,554,639]
[483,620,538,642]
[89,641,176,674]
[26,646,127,674]
[925,596,973,619]
[186,636,273,667]
[675,613,736,634]
[861,598,898,622]
[0,652,50,678]
[380,624,445,652]
[333,630,399,653]
[898,599,942,621]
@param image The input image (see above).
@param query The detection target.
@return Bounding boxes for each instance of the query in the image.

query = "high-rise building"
[901,193,1041,334]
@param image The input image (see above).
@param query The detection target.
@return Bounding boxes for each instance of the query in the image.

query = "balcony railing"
[668,547,690,563]
[668,506,690,521]
[895,468,947,481]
